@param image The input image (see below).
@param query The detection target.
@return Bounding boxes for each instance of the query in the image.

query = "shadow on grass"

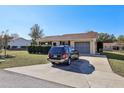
[52,59,95,74]
[104,52,124,61]
[0,55,16,59]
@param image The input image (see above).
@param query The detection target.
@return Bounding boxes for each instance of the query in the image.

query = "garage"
[75,42,90,54]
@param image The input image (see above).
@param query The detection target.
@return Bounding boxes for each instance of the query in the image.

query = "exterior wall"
[56,42,60,46]
[103,43,114,51]
[103,46,113,51]
[70,41,75,48]
[90,39,96,54]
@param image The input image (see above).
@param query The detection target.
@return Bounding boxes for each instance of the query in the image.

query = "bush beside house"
[28,45,51,54]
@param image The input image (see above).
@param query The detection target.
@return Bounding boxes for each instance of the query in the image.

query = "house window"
[113,46,119,50]
[48,42,52,45]
[60,41,65,45]
[12,46,18,49]
[60,41,70,45]
[39,42,52,45]
[53,42,56,46]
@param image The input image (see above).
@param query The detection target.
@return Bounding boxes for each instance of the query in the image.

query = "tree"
[2,30,9,56]
[110,34,117,42]
[118,35,124,43]
[97,33,117,42]
[0,33,3,53]
[2,30,13,56]
[29,24,44,45]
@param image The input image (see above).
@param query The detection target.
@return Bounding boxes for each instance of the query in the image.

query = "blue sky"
[0,5,123,39]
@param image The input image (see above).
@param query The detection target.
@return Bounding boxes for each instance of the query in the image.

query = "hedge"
[27,45,51,54]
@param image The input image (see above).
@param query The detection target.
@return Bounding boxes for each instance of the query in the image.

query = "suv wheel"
[66,58,71,65]
[51,62,56,65]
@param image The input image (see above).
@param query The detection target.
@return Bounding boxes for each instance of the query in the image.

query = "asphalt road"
[0,70,71,88]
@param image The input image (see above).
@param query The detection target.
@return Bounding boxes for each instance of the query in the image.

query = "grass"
[104,51,124,77]
[0,50,49,69]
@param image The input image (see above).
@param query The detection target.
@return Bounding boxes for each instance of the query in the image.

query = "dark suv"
[47,45,79,65]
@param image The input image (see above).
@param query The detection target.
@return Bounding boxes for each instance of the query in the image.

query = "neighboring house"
[8,38,31,50]
[37,32,98,54]
[103,42,124,51]
[103,42,117,51]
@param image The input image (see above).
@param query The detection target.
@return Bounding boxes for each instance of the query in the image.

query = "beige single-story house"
[37,32,98,54]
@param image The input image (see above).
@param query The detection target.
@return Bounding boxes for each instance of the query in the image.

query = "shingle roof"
[37,32,98,42]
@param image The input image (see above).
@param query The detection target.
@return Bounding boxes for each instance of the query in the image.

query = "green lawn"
[104,51,124,77]
[0,51,49,69]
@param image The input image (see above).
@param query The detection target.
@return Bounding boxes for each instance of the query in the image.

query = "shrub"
[31,46,36,54]
[27,46,33,53]
[21,46,27,49]
[42,46,51,54]
[27,45,51,54]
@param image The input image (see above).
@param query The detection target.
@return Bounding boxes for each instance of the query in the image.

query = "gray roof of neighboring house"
[37,32,98,42]
[9,37,31,42]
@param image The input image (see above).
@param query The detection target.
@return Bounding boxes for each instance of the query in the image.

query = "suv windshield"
[49,47,65,54]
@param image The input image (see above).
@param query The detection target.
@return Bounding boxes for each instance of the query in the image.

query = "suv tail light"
[48,53,52,58]
[62,53,68,59]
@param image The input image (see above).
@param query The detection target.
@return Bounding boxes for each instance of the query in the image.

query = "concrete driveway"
[5,55,124,88]
[0,70,71,88]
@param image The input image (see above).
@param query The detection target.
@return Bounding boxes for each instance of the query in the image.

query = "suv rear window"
[49,47,65,54]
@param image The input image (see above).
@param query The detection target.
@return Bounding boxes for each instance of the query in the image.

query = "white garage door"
[75,42,90,54]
